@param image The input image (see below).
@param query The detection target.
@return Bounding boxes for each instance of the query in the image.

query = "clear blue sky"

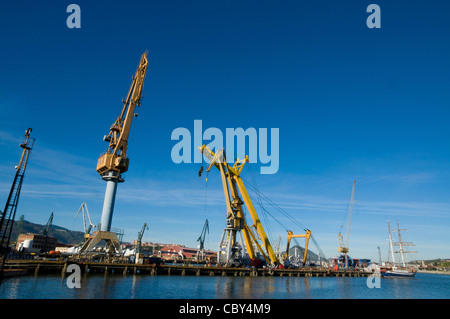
[1,1,449,262]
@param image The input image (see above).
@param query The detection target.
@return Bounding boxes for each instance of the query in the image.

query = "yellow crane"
[337,180,356,268]
[78,52,149,257]
[284,229,311,266]
[96,52,149,178]
[199,145,279,267]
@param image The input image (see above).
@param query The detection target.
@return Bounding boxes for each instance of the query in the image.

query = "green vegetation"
[413,259,450,268]
[427,259,450,267]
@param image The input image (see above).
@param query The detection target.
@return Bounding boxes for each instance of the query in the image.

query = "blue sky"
[1,1,449,262]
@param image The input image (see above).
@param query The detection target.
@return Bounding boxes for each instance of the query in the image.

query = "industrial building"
[159,244,216,261]
[16,233,57,253]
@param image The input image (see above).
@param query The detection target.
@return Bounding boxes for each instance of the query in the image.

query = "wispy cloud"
[354,200,450,218]
[372,172,435,184]
[260,191,450,219]
[112,181,225,211]
[2,132,448,261]
[0,130,22,145]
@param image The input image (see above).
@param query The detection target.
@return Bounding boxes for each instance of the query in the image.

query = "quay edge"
[3,259,373,278]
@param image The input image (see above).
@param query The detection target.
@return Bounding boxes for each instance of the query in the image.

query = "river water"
[1,272,449,299]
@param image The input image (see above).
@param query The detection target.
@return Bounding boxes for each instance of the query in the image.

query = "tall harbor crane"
[75,202,96,245]
[196,219,209,261]
[78,52,149,257]
[136,222,148,255]
[199,145,278,267]
[40,212,53,253]
[0,128,34,260]
[338,180,356,268]
[134,222,148,264]
[274,235,282,259]
[40,212,53,237]
[377,246,382,265]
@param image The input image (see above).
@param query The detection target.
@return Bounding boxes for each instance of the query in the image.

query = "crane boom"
[136,222,148,254]
[41,212,53,237]
[345,180,356,248]
[40,212,53,253]
[196,219,209,261]
[197,219,209,249]
[97,52,149,176]
[337,180,356,269]
[338,180,356,254]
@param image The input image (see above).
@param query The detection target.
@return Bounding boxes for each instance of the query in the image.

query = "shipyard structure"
[0,53,376,284]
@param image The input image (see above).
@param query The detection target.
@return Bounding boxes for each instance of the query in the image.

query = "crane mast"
[0,128,34,259]
[1,129,34,285]
[199,145,278,267]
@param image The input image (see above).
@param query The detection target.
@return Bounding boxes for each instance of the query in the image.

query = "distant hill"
[284,245,325,263]
[10,217,85,245]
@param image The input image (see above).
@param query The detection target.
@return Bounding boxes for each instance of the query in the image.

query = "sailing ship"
[382,220,417,278]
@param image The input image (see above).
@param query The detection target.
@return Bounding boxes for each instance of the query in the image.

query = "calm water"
[1,272,449,299]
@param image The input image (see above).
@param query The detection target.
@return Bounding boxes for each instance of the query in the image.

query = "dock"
[3,259,373,278]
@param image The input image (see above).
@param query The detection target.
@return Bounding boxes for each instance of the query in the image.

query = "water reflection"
[1,272,448,299]
[219,277,236,298]
[385,278,414,299]
[337,278,353,298]
[130,274,138,299]
[214,276,315,299]
[3,278,20,299]
[303,277,311,298]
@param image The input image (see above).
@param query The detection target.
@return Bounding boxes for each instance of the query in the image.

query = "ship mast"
[392,220,417,268]
[387,220,396,266]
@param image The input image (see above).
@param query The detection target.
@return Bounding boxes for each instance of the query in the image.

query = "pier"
[2,259,373,278]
